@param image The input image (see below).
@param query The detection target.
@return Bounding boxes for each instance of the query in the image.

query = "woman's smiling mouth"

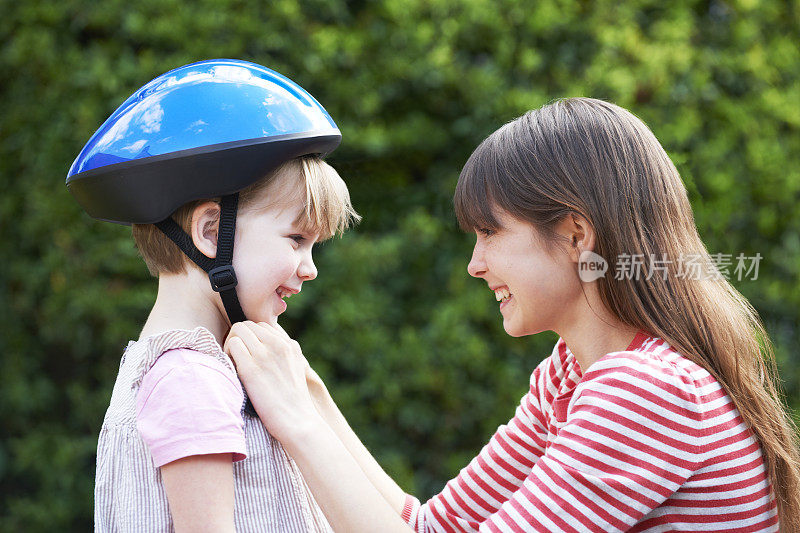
[493,286,513,308]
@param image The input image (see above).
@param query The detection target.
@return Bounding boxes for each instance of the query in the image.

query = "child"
[67,59,359,532]
[225,97,800,532]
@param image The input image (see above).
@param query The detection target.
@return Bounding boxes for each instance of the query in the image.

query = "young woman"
[226,98,800,532]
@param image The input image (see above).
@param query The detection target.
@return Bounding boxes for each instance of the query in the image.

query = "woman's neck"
[139,271,230,345]
[555,285,642,373]
[559,321,641,373]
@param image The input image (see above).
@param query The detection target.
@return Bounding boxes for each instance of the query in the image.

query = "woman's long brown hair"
[455,97,800,530]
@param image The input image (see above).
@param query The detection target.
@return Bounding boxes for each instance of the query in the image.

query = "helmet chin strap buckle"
[153,193,248,325]
[208,265,238,292]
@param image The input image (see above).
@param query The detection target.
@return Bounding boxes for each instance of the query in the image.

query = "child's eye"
[289,234,305,244]
[478,228,495,237]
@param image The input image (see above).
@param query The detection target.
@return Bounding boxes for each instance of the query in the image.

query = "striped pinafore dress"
[94,327,332,532]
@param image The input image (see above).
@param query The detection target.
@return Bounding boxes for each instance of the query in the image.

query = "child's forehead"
[245,171,303,211]
[241,156,354,241]
[265,167,306,201]
[248,191,303,222]
[246,184,325,235]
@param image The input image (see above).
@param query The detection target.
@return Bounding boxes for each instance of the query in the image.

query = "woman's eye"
[289,234,305,244]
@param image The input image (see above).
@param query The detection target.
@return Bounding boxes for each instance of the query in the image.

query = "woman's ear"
[560,212,595,263]
[190,201,221,259]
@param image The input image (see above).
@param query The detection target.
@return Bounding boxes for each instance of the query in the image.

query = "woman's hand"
[225,323,411,532]
[224,321,323,443]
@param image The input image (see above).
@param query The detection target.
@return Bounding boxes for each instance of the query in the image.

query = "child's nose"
[298,256,317,281]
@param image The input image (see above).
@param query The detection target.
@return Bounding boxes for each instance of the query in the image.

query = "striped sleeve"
[405,351,704,532]
[478,352,702,531]
[402,351,557,532]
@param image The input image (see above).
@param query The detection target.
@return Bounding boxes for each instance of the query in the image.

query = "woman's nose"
[467,242,487,278]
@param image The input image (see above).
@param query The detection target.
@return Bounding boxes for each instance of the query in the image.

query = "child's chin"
[248,310,279,326]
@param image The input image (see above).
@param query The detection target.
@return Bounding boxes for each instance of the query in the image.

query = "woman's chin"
[502,319,525,337]
[502,316,539,338]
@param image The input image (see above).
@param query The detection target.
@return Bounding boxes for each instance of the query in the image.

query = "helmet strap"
[154,193,247,324]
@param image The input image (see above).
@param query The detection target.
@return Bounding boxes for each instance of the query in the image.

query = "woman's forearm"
[283,411,412,533]
[225,323,413,530]
[309,381,409,514]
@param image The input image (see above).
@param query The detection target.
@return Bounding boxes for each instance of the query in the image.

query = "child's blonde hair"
[132,156,359,276]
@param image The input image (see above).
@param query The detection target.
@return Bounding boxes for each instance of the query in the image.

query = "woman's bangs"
[454,141,501,233]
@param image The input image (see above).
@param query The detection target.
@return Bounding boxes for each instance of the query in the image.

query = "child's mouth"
[276,286,297,300]
[276,288,290,299]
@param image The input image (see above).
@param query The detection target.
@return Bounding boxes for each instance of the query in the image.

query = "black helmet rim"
[66,131,341,225]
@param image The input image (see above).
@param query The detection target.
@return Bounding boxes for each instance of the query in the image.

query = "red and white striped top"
[402,331,777,532]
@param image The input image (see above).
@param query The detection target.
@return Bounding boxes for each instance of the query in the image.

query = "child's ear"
[190,201,221,259]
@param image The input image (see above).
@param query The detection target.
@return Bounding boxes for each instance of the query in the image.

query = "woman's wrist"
[279,419,411,532]
[248,388,326,448]
[306,370,344,427]
[279,409,331,455]
[309,381,334,416]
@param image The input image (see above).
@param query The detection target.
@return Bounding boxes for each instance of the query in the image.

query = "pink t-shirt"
[135,348,247,467]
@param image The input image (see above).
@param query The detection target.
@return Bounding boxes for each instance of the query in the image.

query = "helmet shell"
[67,59,341,224]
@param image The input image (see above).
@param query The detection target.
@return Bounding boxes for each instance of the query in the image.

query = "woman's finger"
[265,322,294,343]
[253,321,287,340]
[228,321,273,358]
[226,323,269,364]
[249,322,293,351]
[257,322,302,357]
[222,325,241,354]
[225,336,254,374]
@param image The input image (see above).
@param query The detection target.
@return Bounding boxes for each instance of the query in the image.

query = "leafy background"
[1,0,798,529]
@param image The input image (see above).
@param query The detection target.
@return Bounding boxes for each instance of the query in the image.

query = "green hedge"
[2,0,798,529]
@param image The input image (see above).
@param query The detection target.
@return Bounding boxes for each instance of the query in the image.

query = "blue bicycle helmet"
[67,59,340,224]
[67,59,342,327]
